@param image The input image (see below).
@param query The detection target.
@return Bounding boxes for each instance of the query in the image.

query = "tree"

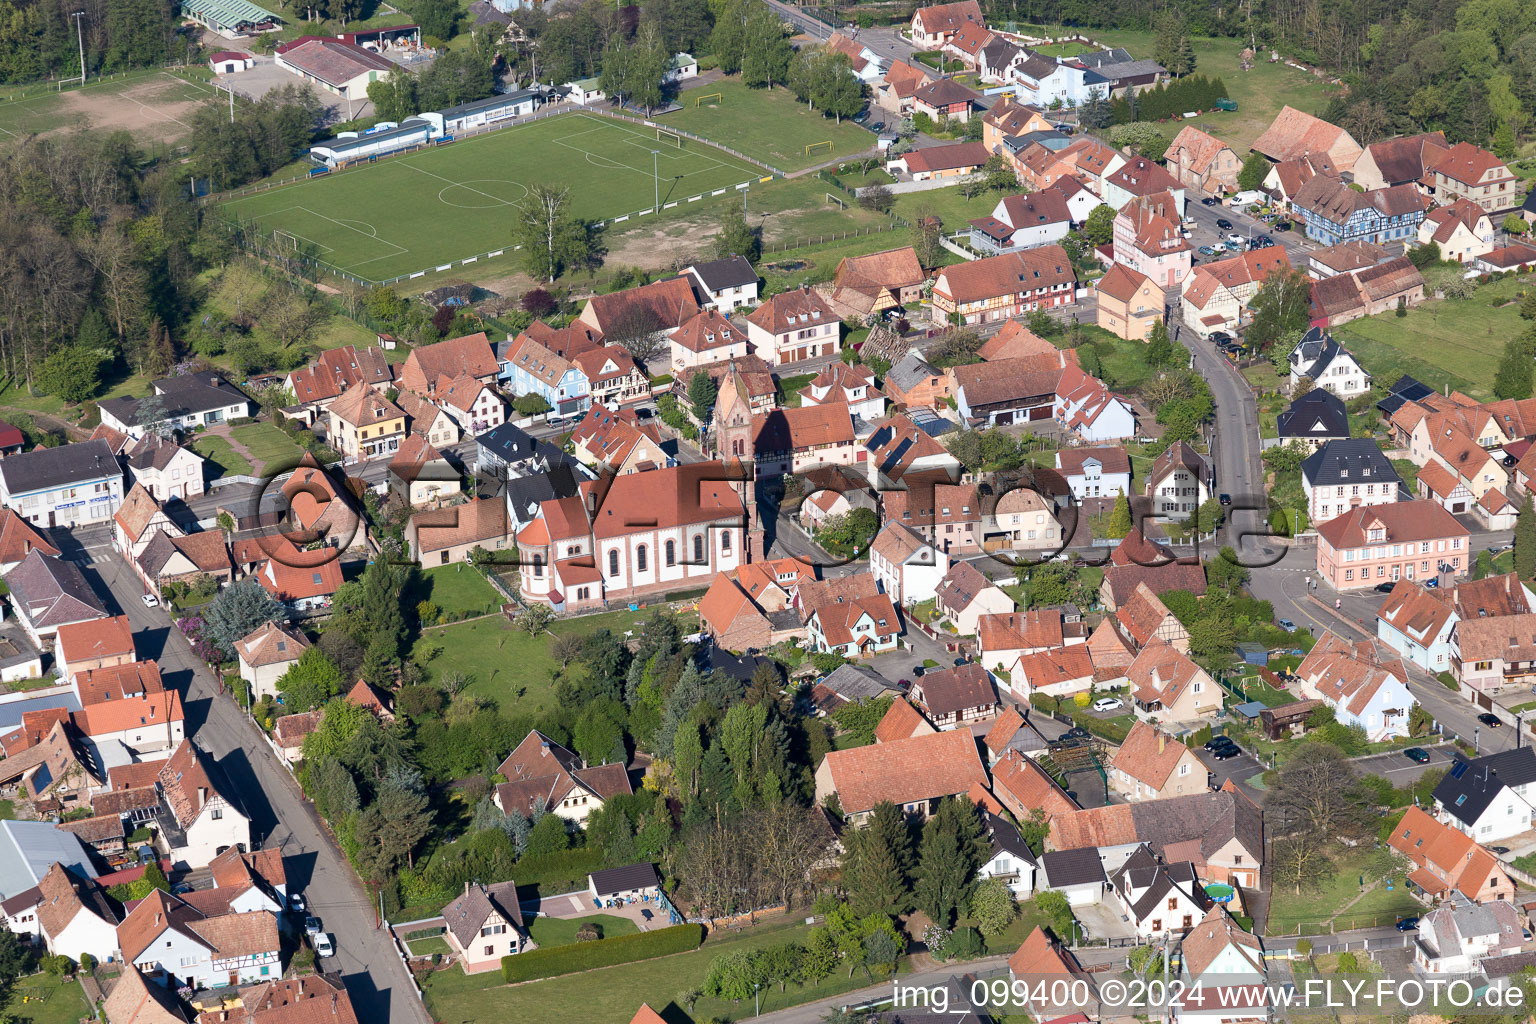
[815,51,865,123]
[414,0,459,39]
[970,877,1017,937]
[703,949,769,1001]
[1236,150,1269,191]
[598,34,634,108]
[1246,270,1314,350]
[740,5,792,89]
[34,346,102,403]
[841,801,913,915]
[202,580,284,659]
[1495,336,1534,400]
[912,798,986,927]
[1187,616,1237,667]
[912,208,944,269]
[366,71,418,122]
[715,205,761,261]
[1144,319,1176,367]
[1506,214,1530,237]
[1104,494,1133,538]
[1517,495,1536,581]
[981,153,1017,191]
[1407,241,1441,269]
[689,370,718,421]
[512,183,593,283]
[1272,833,1333,895]
[1267,741,1372,847]
[627,23,671,115]
[525,812,571,857]
[1082,204,1115,246]
[277,647,343,713]
[1034,889,1075,942]
[517,604,555,635]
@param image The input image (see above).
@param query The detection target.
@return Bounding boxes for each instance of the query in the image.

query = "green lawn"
[893,184,1005,237]
[190,435,255,478]
[658,78,876,172]
[1333,277,1529,402]
[408,935,452,955]
[219,111,763,283]
[1265,846,1416,935]
[1035,41,1095,57]
[0,67,214,142]
[421,919,895,1024]
[420,565,503,619]
[0,799,13,819]
[527,914,639,947]
[1077,325,1158,391]
[229,421,307,468]
[3,972,91,1024]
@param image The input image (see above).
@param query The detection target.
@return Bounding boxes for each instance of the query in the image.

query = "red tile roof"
[819,728,987,814]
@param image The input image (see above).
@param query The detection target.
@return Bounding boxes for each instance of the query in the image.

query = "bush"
[501,923,704,983]
[1437,671,1459,692]
[575,922,602,941]
[950,926,984,957]
[512,847,606,891]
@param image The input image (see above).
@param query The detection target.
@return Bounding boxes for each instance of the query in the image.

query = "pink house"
[1315,500,1470,591]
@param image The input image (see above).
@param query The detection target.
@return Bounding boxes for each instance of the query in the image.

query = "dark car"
[1063,726,1090,741]
[1208,331,1232,345]
[1216,218,1234,231]
[1479,713,1503,728]
[912,666,925,677]
[1274,221,1293,231]
[1205,736,1238,751]
[1219,493,1232,506]
[1256,234,1275,246]
[1403,748,1430,764]
[953,656,968,666]
[1396,917,1420,932]
[1374,581,1397,593]
[1211,745,1242,760]
[1491,846,1511,855]
[1201,196,1220,206]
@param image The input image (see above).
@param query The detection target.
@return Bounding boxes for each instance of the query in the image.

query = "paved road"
[54,524,432,1024]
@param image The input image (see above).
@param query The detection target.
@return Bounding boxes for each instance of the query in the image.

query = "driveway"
[1073,899,1138,941]
[1193,743,1266,800]
[1348,744,1456,784]
[51,524,431,1024]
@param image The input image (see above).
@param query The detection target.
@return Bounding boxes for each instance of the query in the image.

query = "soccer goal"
[272,229,301,250]
[656,128,683,147]
[805,140,833,156]
[824,192,846,209]
[694,92,722,107]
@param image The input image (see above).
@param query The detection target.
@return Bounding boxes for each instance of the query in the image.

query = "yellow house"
[327,382,406,461]
[1095,263,1163,341]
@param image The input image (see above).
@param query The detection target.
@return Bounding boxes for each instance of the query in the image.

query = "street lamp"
[70,12,85,85]
[753,980,761,1017]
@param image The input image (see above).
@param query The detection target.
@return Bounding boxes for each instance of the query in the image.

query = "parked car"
[1198,245,1217,256]
[304,916,322,936]
[141,592,158,608]
[1256,234,1275,247]
[1274,221,1293,231]
[1211,744,1242,760]
[1479,713,1503,728]
[1403,748,1430,764]
[1201,196,1220,207]
[953,656,967,666]
[314,933,335,958]
[1492,846,1511,855]
[1226,232,1244,246]
[1216,218,1234,231]
[1092,697,1124,712]
[1277,618,1296,631]
[1063,727,1090,741]
[1208,331,1232,345]
[170,883,193,895]
[1374,582,1397,593]
[288,892,306,914]
[1396,918,1419,932]
[1204,736,1237,751]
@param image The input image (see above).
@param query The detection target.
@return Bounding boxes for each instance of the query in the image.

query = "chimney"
[1158,732,1165,753]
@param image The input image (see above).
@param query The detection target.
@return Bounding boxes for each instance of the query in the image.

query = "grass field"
[218,112,764,283]
[191,435,254,478]
[658,79,876,172]
[4,972,91,1024]
[1266,847,1415,935]
[418,564,502,619]
[1333,277,1529,401]
[0,68,215,143]
[229,421,307,467]
[526,914,639,947]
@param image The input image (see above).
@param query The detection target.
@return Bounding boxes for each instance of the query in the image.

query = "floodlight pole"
[651,149,659,213]
[71,12,86,85]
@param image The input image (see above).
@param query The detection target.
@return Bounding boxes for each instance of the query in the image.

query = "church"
[513,366,765,611]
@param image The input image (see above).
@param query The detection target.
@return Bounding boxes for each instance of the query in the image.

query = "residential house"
[1291,176,1429,246]
[1074,47,1166,94]
[388,435,460,507]
[1173,905,1269,1022]
[887,139,988,180]
[1095,263,1164,340]
[682,256,759,313]
[1309,255,1427,329]
[499,326,594,418]
[397,332,499,395]
[1433,746,1536,842]
[911,78,981,123]
[326,384,405,462]
[804,583,902,658]
[1127,642,1217,721]
[1452,612,1536,693]
[403,497,510,568]
[1166,125,1239,193]
[811,663,903,716]
[982,708,1044,765]
[441,880,529,973]
[156,738,251,867]
[981,98,1051,152]
[800,363,885,423]
[881,481,984,555]
[908,0,983,48]
[697,561,807,653]
[993,748,1080,826]
[284,343,393,418]
[55,614,134,681]
[1002,928,1096,1020]
[1418,197,1495,263]
[752,403,858,477]
[194,974,358,1024]
[874,696,935,743]
[933,561,1013,635]
[951,348,1085,423]
[568,405,672,476]
[1478,243,1536,273]
[977,608,1088,680]
[1102,156,1185,215]
[1048,175,1107,223]
[874,60,934,116]
[1111,722,1207,801]
[4,551,108,649]
[1308,240,1392,278]
[395,390,459,449]
[1276,388,1350,451]
[0,508,58,573]
[970,190,1072,255]
[1099,531,1209,608]
[1301,438,1402,525]
[909,663,998,729]
[668,311,749,375]
[1006,51,1107,108]
[869,521,949,606]
[233,622,309,702]
[1417,896,1523,975]
[1179,247,1293,339]
[883,352,952,410]
[1251,106,1362,172]
[475,421,581,482]
[252,540,343,612]
[493,730,632,825]
[744,288,839,366]
[1376,580,1456,674]
[1424,141,1520,215]
[0,439,123,528]
[1015,136,1123,193]
[824,31,886,83]
[1146,442,1212,522]
[573,346,649,409]
[1111,190,1191,292]
[102,961,189,1024]
[1316,500,1469,591]
[113,484,181,564]
[941,20,995,71]
[124,435,204,503]
[813,728,988,823]
[433,376,504,436]
[989,486,1063,552]
[135,531,233,599]
[1037,849,1107,906]
[817,247,926,322]
[1049,786,1264,887]
[864,412,962,489]
[979,812,1039,897]
[1056,447,1131,501]
[1353,132,1450,191]
[1389,805,1515,904]
[1117,583,1190,653]
[1263,153,1333,206]
[1111,844,1212,940]
[577,277,702,348]
[35,862,118,963]
[118,888,278,990]
[1289,328,1371,397]
[99,375,254,438]
[1295,632,1415,740]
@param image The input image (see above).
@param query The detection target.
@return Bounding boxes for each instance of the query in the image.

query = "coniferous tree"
[913,798,987,926]
[842,801,912,915]
[1106,494,1134,538]
[1494,337,1533,400]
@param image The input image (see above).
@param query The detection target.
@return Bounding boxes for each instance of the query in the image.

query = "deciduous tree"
[512,183,594,283]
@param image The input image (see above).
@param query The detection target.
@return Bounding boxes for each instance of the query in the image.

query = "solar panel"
[1450,761,1469,779]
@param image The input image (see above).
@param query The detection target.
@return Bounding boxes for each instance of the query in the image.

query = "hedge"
[512,847,605,891]
[501,922,704,982]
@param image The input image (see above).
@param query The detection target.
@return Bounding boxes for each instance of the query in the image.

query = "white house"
[1054,375,1136,443]
[1146,442,1212,522]
[1173,906,1268,1024]
[1055,447,1131,501]
[744,288,839,366]
[35,863,119,964]
[1289,329,1371,397]
[120,889,280,991]
[1006,51,1107,108]
[978,812,1038,898]
[1432,746,1536,843]
[0,439,123,528]
[1375,580,1457,674]
[234,621,310,702]
[1414,897,1522,975]
[99,374,254,439]
[869,521,949,606]
[682,256,760,313]
[800,363,885,422]
[434,376,504,436]
[1112,846,1210,940]
[1294,632,1417,742]
[664,52,697,83]
[157,739,252,869]
[125,434,205,503]
[1038,848,1107,906]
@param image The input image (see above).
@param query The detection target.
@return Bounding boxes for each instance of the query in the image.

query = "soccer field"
[0,69,215,143]
[217,112,765,284]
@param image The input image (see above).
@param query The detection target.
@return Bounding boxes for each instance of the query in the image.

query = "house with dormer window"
[441,881,531,974]
[1291,177,1430,247]
[745,288,840,366]
[1295,631,1415,740]
[119,889,279,991]
[1301,438,1402,526]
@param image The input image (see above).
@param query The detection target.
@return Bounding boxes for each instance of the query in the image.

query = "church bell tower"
[712,362,763,562]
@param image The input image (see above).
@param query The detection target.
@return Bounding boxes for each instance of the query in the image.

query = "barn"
[310,118,435,168]
[180,0,281,37]
[208,51,254,74]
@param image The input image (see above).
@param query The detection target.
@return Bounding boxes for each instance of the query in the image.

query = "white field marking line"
[0,124,15,137]
[160,71,215,96]
[569,130,741,190]
[397,160,519,206]
[291,205,409,266]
